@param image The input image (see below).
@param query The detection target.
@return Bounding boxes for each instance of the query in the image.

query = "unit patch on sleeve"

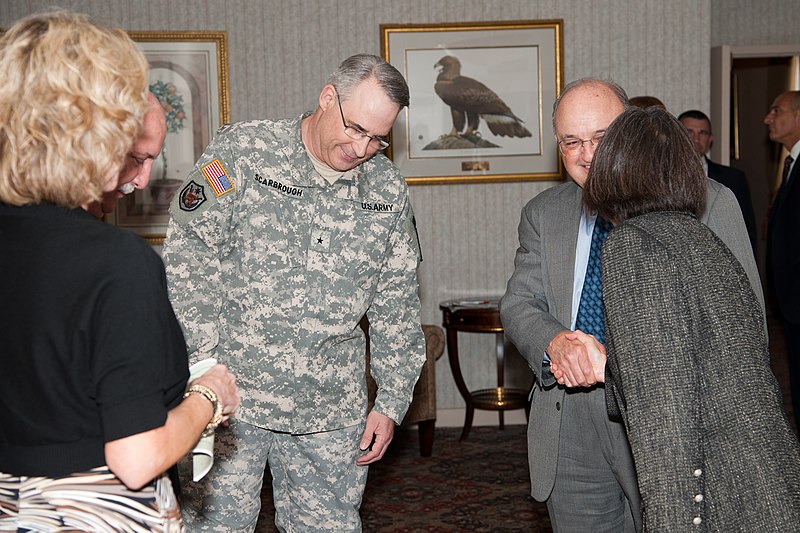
[201,159,236,197]
[178,180,207,211]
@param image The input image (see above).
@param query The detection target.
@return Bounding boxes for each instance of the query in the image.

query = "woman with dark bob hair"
[0,11,239,531]
[584,106,800,531]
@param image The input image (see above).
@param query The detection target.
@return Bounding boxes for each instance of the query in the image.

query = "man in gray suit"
[500,78,763,532]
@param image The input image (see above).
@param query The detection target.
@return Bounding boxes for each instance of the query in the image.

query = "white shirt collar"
[788,140,800,162]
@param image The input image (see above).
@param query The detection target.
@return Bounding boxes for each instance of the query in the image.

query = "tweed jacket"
[500,178,764,502]
[602,211,800,531]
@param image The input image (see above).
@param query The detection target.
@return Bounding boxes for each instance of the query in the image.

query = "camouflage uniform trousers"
[178,419,369,532]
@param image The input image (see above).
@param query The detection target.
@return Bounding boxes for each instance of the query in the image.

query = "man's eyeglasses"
[334,89,390,151]
[558,132,605,154]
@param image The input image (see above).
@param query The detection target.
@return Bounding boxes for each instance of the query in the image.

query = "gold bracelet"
[184,384,223,437]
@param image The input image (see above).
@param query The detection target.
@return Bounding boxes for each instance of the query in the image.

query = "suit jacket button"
[555,401,561,411]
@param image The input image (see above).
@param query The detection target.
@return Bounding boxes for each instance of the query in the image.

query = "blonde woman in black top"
[0,11,239,531]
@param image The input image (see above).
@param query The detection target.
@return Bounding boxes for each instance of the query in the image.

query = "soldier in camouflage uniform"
[162,54,426,532]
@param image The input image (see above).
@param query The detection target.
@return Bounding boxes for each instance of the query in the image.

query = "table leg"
[496,332,505,430]
[446,327,474,441]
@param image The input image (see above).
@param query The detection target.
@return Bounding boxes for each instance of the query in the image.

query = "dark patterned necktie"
[782,155,794,185]
[575,216,612,345]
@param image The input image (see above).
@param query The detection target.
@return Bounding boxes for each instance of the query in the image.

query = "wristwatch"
[184,384,223,436]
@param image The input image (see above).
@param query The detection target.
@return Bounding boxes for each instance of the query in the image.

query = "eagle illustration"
[434,55,532,139]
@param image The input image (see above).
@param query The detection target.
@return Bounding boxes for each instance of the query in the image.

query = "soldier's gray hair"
[327,53,409,108]
[552,78,630,134]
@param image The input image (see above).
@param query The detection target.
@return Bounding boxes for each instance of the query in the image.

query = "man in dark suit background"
[500,79,763,532]
[765,90,800,430]
[679,109,758,254]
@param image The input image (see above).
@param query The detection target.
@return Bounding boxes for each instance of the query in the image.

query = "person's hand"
[568,330,606,385]
[356,411,395,466]
[547,330,606,388]
[190,364,240,423]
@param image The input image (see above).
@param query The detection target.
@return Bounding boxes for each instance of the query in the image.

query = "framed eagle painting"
[381,20,563,185]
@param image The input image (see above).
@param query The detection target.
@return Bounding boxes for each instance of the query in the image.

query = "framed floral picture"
[381,20,563,185]
[108,31,230,243]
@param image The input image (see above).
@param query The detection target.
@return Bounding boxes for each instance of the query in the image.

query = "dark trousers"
[782,319,800,430]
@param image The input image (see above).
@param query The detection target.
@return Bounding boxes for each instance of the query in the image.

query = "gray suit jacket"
[500,178,763,502]
[603,212,800,531]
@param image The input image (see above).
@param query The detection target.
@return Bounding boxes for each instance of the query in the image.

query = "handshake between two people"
[547,330,606,388]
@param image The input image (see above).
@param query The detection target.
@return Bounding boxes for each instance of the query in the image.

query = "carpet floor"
[257,424,548,532]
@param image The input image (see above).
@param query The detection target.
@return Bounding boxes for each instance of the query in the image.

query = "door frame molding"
[711,44,800,165]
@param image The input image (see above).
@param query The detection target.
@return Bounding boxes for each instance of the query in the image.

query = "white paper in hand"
[188,358,217,482]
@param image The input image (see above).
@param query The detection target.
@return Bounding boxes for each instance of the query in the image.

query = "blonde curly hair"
[0,11,149,207]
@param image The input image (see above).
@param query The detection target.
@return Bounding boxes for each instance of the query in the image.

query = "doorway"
[711,46,800,287]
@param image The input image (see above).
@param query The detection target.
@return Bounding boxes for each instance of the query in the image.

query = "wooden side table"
[440,298,530,441]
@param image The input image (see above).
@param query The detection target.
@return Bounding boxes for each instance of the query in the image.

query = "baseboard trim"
[434,407,527,428]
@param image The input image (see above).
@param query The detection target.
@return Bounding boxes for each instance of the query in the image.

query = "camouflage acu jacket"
[162,116,425,434]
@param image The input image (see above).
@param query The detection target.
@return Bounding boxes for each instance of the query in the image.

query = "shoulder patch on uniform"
[201,159,235,197]
[178,180,207,211]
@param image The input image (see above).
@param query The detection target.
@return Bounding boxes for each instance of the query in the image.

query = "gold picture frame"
[380,20,563,185]
[109,31,231,244]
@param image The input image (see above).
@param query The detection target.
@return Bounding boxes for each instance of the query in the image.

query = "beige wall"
[2,0,715,410]
[711,0,800,47]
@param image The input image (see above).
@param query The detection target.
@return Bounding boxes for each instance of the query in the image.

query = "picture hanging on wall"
[108,31,231,244]
[381,20,563,185]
